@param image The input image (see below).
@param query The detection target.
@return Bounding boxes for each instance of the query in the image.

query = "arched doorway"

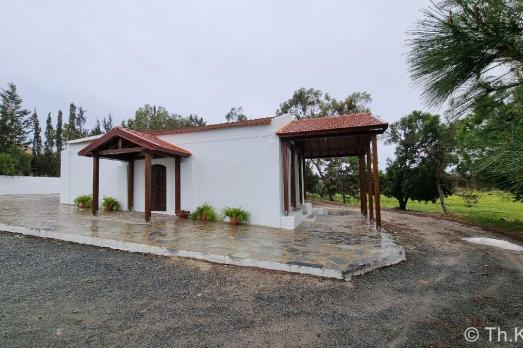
[151,164,166,211]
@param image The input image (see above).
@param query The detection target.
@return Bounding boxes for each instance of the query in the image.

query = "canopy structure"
[277,113,388,229]
[78,126,191,222]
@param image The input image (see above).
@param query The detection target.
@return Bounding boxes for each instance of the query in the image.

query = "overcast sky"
[0,0,433,163]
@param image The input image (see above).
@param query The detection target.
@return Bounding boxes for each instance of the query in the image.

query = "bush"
[191,203,218,222]
[74,194,92,208]
[102,196,120,211]
[223,207,250,224]
[0,148,31,176]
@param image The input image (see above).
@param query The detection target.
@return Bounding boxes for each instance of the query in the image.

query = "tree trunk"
[436,182,448,213]
[399,198,408,210]
[342,192,346,204]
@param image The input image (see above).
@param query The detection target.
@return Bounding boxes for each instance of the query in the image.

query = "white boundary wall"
[0,175,61,195]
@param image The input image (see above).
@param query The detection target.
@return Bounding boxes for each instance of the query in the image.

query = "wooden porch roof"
[78,126,191,160]
[276,113,388,158]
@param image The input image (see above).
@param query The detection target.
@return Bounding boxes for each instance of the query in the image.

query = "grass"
[310,190,523,233]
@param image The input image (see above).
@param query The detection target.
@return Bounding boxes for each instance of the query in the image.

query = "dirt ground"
[1,204,522,347]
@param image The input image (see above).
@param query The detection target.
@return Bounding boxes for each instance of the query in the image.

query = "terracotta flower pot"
[229,217,239,225]
[177,211,190,219]
[199,214,206,221]
[105,206,114,212]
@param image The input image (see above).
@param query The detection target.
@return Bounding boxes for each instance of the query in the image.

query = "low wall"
[0,175,61,195]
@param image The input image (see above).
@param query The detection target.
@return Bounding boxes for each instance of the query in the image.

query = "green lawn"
[312,191,523,233]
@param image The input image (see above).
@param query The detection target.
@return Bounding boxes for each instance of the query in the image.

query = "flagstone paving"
[0,194,405,280]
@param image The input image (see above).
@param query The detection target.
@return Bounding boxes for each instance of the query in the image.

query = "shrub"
[191,203,218,222]
[223,207,250,224]
[102,196,120,211]
[74,194,92,208]
[0,148,31,176]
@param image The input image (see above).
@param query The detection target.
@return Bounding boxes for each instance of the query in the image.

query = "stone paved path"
[0,194,405,279]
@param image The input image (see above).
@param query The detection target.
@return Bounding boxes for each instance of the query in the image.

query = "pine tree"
[44,112,55,154]
[56,110,63,154]
[0,83,31,152]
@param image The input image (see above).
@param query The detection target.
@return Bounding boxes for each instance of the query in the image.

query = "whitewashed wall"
[60,114,294,228]
[60,139,128,210]
[0,175,61,195]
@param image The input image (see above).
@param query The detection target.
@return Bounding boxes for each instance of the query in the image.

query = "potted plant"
[223,207,250,225]
[190,203,218,222]
[102,196,120,212]
[176,210,190,219]
[74,194,92,209]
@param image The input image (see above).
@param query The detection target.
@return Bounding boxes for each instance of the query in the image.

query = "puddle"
[463,237,523,251]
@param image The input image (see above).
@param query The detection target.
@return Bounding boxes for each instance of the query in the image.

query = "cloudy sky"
[0,0,433,162]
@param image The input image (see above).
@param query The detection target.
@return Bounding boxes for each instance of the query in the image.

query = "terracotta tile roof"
[147,117,272,135]
[121,127,192,156]
[276,113,387,136]
[78,126,191,157]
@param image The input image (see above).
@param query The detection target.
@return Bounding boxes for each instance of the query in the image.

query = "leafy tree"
[408,0,523,110]
[126,104,206,131]
[90,118,103,136]
[385,111,455,211]
[225,107,248,122]
[0,83,31,152]
[56,109,63,154]
[277,88,372,200]
[304,161,320,194]
[102,114,113,133]
[44,113,55,154]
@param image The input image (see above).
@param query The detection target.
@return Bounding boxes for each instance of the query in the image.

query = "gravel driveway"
[1,205,522,347]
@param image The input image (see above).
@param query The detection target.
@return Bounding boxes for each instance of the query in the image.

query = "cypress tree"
[44,112,55,154]
[56,110,63,154]
[66,103,77,140]
[90,118,102,136]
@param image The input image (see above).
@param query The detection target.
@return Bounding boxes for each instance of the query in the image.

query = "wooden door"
[151,164,166,211]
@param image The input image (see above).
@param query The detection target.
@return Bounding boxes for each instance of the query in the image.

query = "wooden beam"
[98,147,144,156]
[175,156,181,213]
[290,147,296,209]
[358,154,367,216]
[372,135,381,230]
[298,156,303,205]
[144,152,152,222]
[92,155,99,215]
[117,138,123,149]
[366,143,374,223]
[281,140,289,215]
[127,159,134,211]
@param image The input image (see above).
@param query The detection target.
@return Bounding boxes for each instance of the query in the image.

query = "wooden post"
[302,158,307,201]
[92,155,99,215]
[144,152,152,222]
[298,156,303,205]
[281,140,289,215]
[175,156,181,214]
[358,154,367,216]
[372,135,381,230]
[290,147,296,210]
[366,143,374,223]
[127,159,134,211]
